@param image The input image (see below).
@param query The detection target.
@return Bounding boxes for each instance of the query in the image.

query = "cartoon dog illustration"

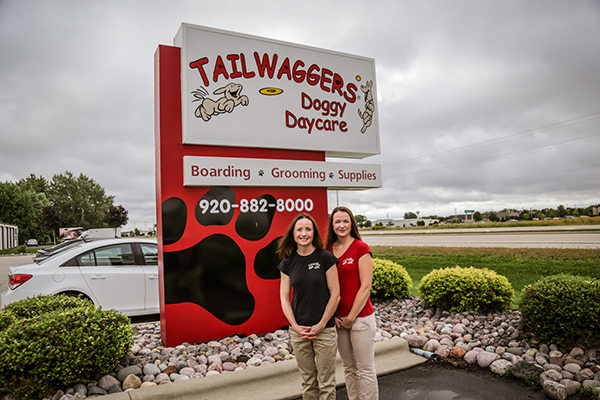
[358,80,374,133]
[192,83,249,121]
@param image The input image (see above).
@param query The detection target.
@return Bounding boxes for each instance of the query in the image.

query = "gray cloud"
[1,0,599,228]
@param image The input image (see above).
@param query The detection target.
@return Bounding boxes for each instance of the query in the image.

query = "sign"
[464,210,475,213]
[59,227,83,240]
[174,24,380,159]
[183,156,381,189]
[156,25,382,346]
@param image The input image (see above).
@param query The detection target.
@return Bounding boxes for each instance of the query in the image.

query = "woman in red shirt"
[325,206,378,400]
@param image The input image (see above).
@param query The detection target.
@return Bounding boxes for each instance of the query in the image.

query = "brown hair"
[325,206,362,250]
[277,213,324,260]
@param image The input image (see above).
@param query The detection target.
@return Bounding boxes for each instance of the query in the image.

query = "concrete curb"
[105,337,426,400]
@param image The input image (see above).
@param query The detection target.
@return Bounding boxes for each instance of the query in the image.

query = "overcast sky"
[1,0,599,230]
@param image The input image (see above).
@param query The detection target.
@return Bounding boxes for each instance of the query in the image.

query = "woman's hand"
[335,316,355,330]
[295,325,316,340]
[302,321,326,339]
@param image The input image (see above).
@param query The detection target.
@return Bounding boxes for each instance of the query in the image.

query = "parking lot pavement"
[334,360,548,400]
[0,254,33,293]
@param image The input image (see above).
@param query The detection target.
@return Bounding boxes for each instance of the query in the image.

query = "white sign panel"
[174,24,380,159]
[183,156,381,189]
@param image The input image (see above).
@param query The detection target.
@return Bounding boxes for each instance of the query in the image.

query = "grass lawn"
[372,246,600,307]
[0,247,41,255]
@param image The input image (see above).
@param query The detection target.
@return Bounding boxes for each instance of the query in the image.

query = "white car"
[1,238,159,316]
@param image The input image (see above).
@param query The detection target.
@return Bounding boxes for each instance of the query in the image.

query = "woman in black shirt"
[278,213,340,400]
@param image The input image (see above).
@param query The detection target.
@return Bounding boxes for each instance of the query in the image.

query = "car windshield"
[36,241,87,265]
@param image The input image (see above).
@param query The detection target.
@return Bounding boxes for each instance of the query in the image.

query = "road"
[363,224,600,234]
[361,225,600,249]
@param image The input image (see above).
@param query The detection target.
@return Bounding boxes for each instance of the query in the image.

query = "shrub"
[519,274,600,348]
[418,265,514,312]
[371,258,412,299]
[0,295,134,400]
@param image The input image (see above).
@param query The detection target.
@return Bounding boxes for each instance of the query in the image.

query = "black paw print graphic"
[160,187,281,326]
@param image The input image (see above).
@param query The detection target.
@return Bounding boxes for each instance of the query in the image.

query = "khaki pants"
[336,313,378,400]
[290,327,338,400]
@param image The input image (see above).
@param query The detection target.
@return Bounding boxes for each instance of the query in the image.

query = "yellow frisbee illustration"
[259,87,283,95]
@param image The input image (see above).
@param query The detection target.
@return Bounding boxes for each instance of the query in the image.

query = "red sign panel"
[155,45,328,346]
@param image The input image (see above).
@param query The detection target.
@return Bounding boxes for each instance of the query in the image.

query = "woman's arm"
[279,272,303,334]
[307,265,340,337]
[339,253,373,329]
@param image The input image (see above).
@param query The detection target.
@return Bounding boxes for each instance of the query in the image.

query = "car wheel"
[58,291,93,304]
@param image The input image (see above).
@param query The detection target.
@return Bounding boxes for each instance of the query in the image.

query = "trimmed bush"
[0,295,134,400]
[418,265,514,312]
[519,274,600,348]
[371,258,412,299]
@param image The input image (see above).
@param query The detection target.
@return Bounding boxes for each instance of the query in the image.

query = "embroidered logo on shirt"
[342,258,355,265]
[308,262,321,270]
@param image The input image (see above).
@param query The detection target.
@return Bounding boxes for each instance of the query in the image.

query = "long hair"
[325,206,362,250]
[277,213,324,260]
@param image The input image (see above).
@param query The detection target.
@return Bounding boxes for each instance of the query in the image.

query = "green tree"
[47,171,114,229]
[557,204,567,217]
[541,208,554,217]
[0,181,41,243]
[18,174,49,194]
[354,214,368,228]
[581,206,593,216]
[17,175,51,240]
[39,205,63,244]
[404,212,417,219]
[104,205,129,236]
[473,211,483,222]
[488,212,499,222]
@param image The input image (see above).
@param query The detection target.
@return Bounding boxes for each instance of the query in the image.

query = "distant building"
[0,222,18,250]
[371,218,439,227]
[452,214,474,223]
